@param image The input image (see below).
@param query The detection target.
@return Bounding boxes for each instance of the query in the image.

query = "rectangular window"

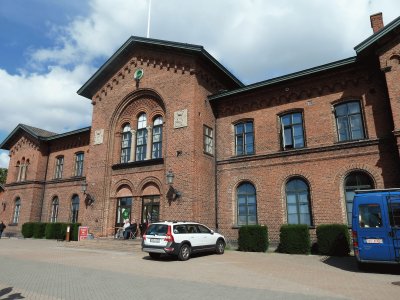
[136,129,147,161]
[55,156,64,179]
[203,125,213,155]
[359,204,382,228]
[281,112,305,150]
[235,121,254,156]
[152,125,162,159]
[74,153,84,177]
[335,101,365,142]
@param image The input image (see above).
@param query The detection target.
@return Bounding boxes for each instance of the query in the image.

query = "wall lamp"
[1,202,5,211]
[166,170,181,203]
[81,181,95,208]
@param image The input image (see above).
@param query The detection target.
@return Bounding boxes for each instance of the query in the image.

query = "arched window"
[152,116,163,159]
[71,195,80,223]
[237,182,257,225]
[121,124,132,163]
[286,178,312,225]
[50,197,59,223]
[136,113,148,161]
[334,101,365,142]
[16,161,21,182]
[13,197,21,224]
[344,171,374,226]
[234,121,254,156]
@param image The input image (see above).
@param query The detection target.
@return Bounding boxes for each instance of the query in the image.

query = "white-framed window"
[334,101,365,142]
[286,178,312,225]
[136,113,148,161]
[55,156,64,179]
[50,197,59,223]
[203,125,213,155]
[237,182,257,225]
[13,198,21,224]
[71,195,80,223]
[280,112,305,150]
[121,124,132,163]
[74,152,84,176]
[152,116,163,159]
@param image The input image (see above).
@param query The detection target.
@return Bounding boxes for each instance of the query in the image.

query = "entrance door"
[387,196,400,261]
[142,196,160,225]
[115,197,132,233]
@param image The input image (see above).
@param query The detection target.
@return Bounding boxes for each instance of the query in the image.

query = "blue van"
[352,189,400,268]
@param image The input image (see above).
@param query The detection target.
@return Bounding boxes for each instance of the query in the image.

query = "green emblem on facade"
[134,68,144,81]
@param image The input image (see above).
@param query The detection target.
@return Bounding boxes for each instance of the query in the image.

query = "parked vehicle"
[352,189,400,268]
[142,221,226,261]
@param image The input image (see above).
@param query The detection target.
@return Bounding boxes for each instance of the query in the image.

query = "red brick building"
[1,14,400,243]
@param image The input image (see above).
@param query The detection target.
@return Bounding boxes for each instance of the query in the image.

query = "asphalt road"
[0,239,399,299]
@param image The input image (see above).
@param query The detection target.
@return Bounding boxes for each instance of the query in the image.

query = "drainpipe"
[214,120,219,231]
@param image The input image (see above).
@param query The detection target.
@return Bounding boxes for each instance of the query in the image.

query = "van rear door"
[356,196,391,262]
[387,195,400,262]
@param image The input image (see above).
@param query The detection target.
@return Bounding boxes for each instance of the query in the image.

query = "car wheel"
[149,253,161,259]
[216,239,225,254]
[178,244,191,261]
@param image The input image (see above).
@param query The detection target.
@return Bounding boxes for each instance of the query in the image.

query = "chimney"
[370,12,384,33]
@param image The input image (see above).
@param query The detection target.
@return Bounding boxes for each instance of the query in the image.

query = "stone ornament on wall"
[174,109,188,128]
[94,129,104,145]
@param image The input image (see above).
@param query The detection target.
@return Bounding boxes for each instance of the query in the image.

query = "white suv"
[141,221,226,261]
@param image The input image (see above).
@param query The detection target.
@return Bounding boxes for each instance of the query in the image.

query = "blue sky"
[0,0,399,168]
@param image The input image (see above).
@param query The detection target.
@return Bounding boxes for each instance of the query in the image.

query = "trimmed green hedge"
[278,224,310,254]
[238,225,269,252]
[33,222,47,239]
[21,222,34,238]
[22,222,82,241]
[316,224,350,256]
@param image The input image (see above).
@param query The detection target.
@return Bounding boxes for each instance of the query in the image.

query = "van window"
[359,204,382,228]
[388,203,400,227]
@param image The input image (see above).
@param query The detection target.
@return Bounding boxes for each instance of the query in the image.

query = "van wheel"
[149,253,161,259]
[178,244,191,261]
[216,239,225,254]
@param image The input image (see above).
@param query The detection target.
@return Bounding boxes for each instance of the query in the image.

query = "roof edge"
[43,126,91,141]
[354,15,400,53]
[77,36,243,99]
[209,56,357,101]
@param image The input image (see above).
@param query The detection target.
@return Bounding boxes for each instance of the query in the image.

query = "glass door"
[142,196,160,225]
[115,197,132,233]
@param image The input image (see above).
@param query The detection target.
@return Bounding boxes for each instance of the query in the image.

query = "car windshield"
[146,224,168,236]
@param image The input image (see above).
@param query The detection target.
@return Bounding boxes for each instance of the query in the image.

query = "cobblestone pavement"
[0,238,399,299]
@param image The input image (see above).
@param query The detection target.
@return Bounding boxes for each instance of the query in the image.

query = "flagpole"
[147,0,152,38]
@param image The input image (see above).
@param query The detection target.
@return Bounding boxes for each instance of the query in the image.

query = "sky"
[0,0,399,168]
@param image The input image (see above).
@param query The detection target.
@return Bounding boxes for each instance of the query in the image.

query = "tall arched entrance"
[141,183,161,225]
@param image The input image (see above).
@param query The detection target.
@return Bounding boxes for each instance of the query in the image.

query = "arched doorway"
[115,185,133,233]
[141,183,161,226]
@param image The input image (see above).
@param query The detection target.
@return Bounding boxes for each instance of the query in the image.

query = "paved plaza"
[0,238,399,299]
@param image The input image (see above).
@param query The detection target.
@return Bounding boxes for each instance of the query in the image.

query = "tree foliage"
[0,168,7,184]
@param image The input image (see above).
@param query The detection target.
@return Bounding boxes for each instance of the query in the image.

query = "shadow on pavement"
[320,255,400,275]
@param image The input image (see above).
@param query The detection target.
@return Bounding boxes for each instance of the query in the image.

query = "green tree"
[0,168,8,184]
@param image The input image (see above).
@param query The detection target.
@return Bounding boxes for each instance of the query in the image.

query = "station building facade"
[1,13,400,243]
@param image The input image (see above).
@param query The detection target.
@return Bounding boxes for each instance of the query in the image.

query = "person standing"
[0,221,6,239]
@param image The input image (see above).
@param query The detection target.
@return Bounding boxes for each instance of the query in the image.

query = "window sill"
[112,158,164,170]
[8,223,18,227]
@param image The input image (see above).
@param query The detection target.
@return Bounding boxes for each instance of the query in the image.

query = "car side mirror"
[210,230,214,234]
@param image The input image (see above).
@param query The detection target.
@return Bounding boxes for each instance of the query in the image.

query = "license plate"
[365,238,383,244]
[150,238,160,243]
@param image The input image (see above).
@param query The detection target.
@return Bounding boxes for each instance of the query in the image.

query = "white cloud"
[1,0,399,139]
[0,151,9,169]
